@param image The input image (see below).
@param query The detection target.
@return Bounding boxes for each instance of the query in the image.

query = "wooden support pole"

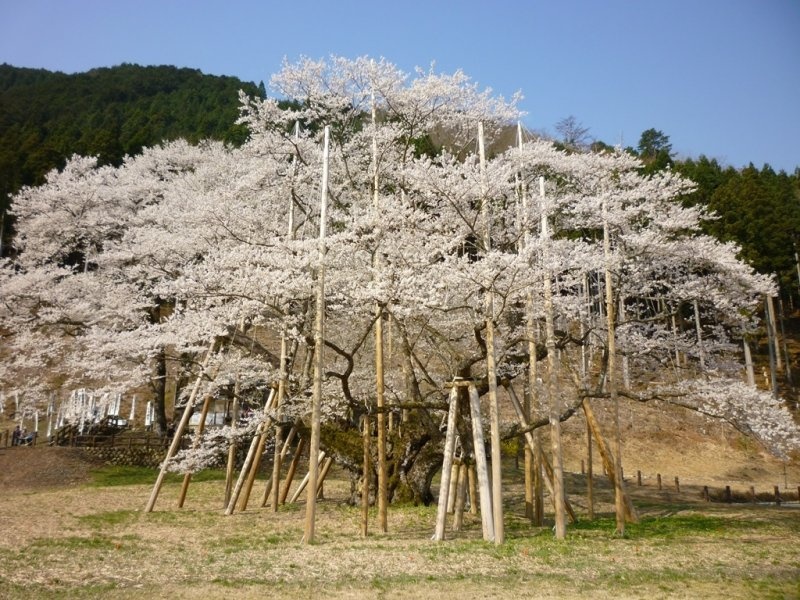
[238,389,277,511]
[224,440,237,508]
[582,399,638,523]
[361,414,370,538]
[657,473,662,490]
[750,486,756,504]
[263,421,298,507]
[225,423,266,516]
[478,121,504,545]
[447,459,461,514]
[145,340,216,513]
[291,450,326,504]
[304,125,329,544]
[280,437,305,505]
[177,393,213,508]
[505,384,576,522]
[316,456,333,494]
[467,383,495,541]
[674,476,680,494]
[433,387,460,541]
[467,465,478,515]
[453,462,468,532]
[587,421,594,520]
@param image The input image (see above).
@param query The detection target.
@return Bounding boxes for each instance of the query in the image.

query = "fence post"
[750,486,756,504]
[674,476,680,493]
[637,470,642,487]
[657,473,662,490]
[724,485,732,503]
[702,486,709,502]
[774,485,781,506]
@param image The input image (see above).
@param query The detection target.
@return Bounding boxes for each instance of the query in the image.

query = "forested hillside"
[0,63,262,222]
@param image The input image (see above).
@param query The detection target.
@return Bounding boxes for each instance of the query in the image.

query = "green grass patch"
[77,509,140,529]
[89,465,225,487]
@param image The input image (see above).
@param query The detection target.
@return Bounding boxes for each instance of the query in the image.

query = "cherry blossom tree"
[1,56,797,541]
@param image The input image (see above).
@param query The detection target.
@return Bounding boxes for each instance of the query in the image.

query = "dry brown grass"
[0,441,798,600]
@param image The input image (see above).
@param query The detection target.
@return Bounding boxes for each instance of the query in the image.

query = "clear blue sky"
[2,0,798,172]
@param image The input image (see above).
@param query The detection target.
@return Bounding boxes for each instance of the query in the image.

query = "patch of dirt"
[0,446,105,490]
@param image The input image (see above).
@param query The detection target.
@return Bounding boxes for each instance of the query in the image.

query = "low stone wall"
[81,446,166,468]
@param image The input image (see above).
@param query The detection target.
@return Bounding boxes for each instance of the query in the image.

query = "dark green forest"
[0,63,262,219]
[1,64,799,303]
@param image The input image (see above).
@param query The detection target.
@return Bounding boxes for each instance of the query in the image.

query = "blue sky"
[2,0,798,172]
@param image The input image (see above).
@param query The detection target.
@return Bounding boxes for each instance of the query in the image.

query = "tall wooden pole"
[603,195,625,536]
[372,90,388,533]
[518,122,542,526]
[273,124,300,511]
[145,339,216,512]
[478,122,503,545]
[304,125,330,544]
[540,177,566,539]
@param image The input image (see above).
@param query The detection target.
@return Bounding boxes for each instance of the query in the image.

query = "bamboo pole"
[177,393,213,507]
[304,125,330,544]
[468,383,495,541]
[145,339,217,512]
[433,387,460,541]
[478,122,504,544]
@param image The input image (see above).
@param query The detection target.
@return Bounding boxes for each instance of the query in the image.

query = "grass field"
[0,459,798,599]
